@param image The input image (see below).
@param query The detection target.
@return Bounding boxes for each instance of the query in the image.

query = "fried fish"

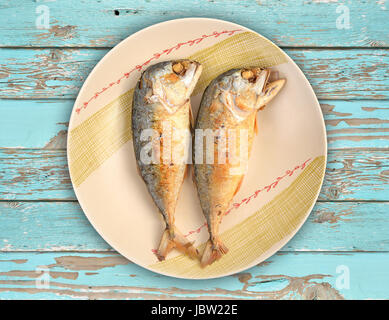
[193,67,285,267]
[132,60,203,261]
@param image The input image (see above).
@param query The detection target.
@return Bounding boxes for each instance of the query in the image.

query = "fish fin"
[258,79,286,109]
[200,239,229,267]
[254,115,259,135]
[156,227,199,261]
[233,176,244,196]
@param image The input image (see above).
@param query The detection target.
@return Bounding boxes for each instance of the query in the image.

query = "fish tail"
[200,238,229,267]
[156,227,199,261]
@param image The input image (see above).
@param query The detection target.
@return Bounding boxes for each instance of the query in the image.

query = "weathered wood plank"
[0,48,388,99]
[0,0,387,48]
[321,149,389,201]
[0,201,107,251]
[322,100,389,149]
[0,48,105,99]
[1,99,388,149]
[288,49,389,100]
[0,0,386,301]
[0,100,72,149]
[0,149,387,201]
[0,149,73,200]
[0,201,387,252]
[0,251,388,299]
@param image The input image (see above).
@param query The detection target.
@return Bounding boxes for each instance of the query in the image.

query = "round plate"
[67,18,327,279]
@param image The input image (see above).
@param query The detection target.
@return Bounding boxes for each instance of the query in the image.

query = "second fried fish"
[193,67,285,267]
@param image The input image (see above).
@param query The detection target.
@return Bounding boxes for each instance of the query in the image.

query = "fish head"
[215,67,285,121]
[141,60,202,113]
[219,67,270,112]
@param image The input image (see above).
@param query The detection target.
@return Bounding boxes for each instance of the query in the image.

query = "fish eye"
[172,62,188,76]
[241,69,257,83]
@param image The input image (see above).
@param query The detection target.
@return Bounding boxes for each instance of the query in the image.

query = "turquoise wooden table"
[0,0,388,299]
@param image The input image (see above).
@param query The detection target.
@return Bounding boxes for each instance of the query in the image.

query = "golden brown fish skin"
[132,60,203,261]
[194,67,285,267]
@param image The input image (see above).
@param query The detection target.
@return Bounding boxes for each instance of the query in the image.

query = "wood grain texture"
[0,148,387,201]
[0,149,73,200]
[0,99,72,149]
[0,201,387,252]
[1,99,388,149]
[0,0,388,300]
[0,0,387,48]
[0,251,388,299]
[321,149,389,201]
[0,48,388,99]
[289,49,389,100]
[322,100,389,149]
[0,48,106,99]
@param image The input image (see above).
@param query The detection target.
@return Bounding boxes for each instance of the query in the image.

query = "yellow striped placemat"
[68,32,288,187]
[190,31,287,95]
[149,155,325,278]
[68,89,134,187]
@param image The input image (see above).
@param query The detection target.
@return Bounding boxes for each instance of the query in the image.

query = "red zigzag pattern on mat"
[76,29,242,115]
[151,157,312,254]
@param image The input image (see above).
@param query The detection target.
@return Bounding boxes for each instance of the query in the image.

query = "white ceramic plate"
[67,18,327,279]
